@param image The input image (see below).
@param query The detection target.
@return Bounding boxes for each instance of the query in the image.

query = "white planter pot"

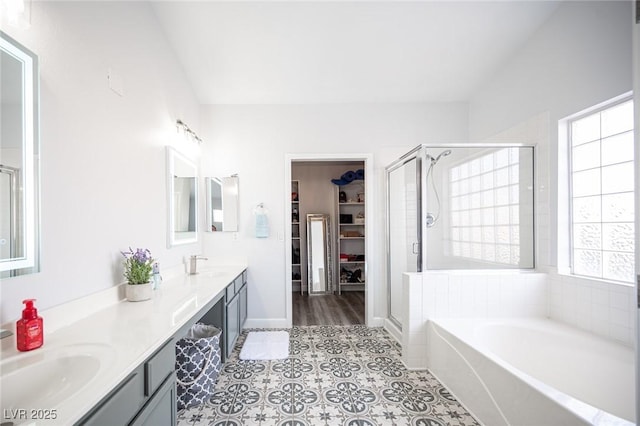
[126,282,152,302]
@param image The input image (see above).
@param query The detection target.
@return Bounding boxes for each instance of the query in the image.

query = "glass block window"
[570,98,635,283]
[449,147,521,265]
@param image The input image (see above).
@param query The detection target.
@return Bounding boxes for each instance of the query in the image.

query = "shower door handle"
[412,242,420,255]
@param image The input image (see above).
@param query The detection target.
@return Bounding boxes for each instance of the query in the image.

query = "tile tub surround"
[178,325,480,426]
[399,269,637,370]
[0,264,247,425]
[401,271,548,370]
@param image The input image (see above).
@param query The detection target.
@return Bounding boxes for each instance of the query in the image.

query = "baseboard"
[383,318,402,344]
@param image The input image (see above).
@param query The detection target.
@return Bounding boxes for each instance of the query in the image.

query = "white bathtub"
[427,318,635,426]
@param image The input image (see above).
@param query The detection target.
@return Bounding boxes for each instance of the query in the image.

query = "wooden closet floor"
[292,291,364,326]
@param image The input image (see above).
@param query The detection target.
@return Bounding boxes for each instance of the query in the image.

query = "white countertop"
[0,264,247,425]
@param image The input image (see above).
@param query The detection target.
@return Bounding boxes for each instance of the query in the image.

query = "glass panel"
[496,226,510,243]
[510,206,519,224]
[481,190,494,207]
[495,206,509,225]
[509,164,519,184]
[573,224,601,249]
[471,192,481,209]
[572,168,600,197]
[601,131,634,166]
[470,175,481,192]
[387,157,419,326]
[450,166,460,182]
[601,162,634,194]
[481,154,493,172]
[602,223,635,252]
[470,158,481,176]
[573,249,602,277]
[603,251,635,282]
[509,147,520,164]
[471,227,481,242]
[495,187,508,205]
[495,167,509,187]
[601,100,633,137]
[510,184,519,203]
[572,141,600,171]
[602,192,634,222]
[510,246,520,264]
[481,172,493,190]
[482,208,494,225]
[496,149,509,168]
[572,196,601,223]
[482,226,495,243]
[482,244,496,261]
[496,245,510,263]
[424,146,533,269]
[510,226,520,244]
[572,113,600,146]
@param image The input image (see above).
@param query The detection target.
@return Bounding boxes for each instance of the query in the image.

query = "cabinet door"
[78,365,145,426]
[130,374,176,426]
[226,294,240,358]
[239,284,247,329]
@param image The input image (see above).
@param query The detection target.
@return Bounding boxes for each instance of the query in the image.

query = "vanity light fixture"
[176,119,202,144]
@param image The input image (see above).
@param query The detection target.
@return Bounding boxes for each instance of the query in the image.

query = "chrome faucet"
[189,255,208,275]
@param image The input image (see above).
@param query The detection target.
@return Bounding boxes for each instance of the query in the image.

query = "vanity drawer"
[234,275,243,291]
[226,283,235,300]
[145,338,175,397]
[242,269,247,284]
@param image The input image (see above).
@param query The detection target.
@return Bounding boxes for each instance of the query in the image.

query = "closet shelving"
[291,180,304,294]
[335,180,365,294]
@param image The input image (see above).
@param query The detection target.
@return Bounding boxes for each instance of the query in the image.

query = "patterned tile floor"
[177,325,480,426]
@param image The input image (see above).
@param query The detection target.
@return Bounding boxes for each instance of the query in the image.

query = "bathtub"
[427,318,635,426]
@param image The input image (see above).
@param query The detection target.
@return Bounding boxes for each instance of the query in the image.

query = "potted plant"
[121,247,154,302]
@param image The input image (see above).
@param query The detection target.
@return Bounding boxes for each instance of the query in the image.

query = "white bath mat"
[239,331,289,360]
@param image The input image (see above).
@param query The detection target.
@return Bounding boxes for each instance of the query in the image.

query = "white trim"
[285,153,375,327]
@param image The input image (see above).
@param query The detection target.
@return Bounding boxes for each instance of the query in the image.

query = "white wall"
[200,103,469,326]
[0,2,201,323]
[468,1,634,345]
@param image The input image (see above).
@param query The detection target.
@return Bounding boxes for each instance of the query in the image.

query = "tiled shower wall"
[548,273,636,346]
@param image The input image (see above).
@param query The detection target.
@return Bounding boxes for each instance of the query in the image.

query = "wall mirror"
[307,214,332,294]
[205,175,239,232]
[166,146,198,247]
[0,31,40,278]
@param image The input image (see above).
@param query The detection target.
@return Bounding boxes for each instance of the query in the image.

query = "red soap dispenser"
[16,299,43,351]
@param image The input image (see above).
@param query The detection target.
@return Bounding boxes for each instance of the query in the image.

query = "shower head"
[427,149,452,165]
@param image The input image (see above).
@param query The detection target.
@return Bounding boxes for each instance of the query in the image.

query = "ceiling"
[151,1,561,105]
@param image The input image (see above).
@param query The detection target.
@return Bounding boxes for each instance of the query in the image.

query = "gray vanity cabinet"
[77,268,248,425]
[77,338,176,426]
[225,270,248,358]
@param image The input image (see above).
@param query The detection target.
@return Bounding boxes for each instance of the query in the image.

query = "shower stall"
[386,145,535,329]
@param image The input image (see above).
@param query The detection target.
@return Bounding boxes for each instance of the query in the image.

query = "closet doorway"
[285,155,373,327]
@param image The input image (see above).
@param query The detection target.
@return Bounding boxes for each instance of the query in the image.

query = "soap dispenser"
[16,299,43,351]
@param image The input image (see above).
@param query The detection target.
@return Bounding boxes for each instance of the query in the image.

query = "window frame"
[567,94,635,284]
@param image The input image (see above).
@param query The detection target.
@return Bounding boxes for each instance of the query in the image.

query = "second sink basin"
[0,343,116,412]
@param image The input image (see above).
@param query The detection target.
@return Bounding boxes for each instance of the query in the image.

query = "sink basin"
[0,343,115,411]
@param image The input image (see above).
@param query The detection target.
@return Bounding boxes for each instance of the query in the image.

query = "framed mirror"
[205,175,239,232]
[306,214,332,294]
[166,147,198,247]
[0,31,40,277]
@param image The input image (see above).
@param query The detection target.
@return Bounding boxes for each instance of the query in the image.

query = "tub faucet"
[189,255,208,275]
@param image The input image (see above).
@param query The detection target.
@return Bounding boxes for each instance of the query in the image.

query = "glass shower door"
[386,153,422,329]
